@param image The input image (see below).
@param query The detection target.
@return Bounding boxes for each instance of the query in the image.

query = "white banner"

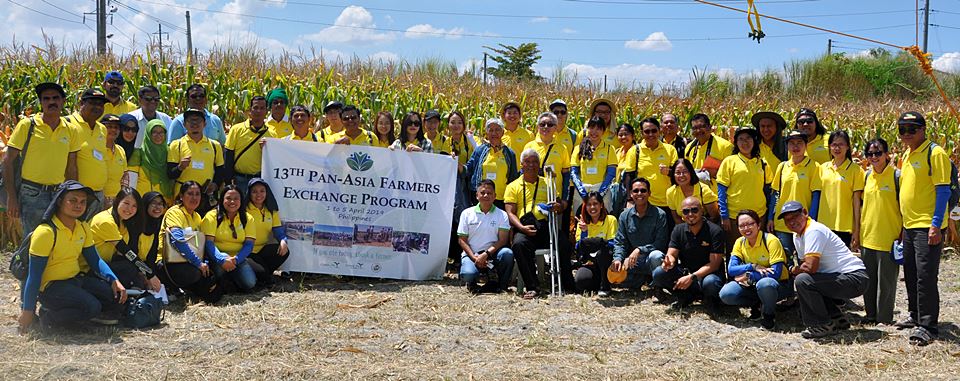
[262,139,456,280]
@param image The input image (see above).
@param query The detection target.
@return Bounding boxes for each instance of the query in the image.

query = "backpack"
[927,143,960,211]
[9,221,56,281]
[121,293,164,329]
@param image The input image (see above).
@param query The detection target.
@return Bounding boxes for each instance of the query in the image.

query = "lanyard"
[522,178,540,213]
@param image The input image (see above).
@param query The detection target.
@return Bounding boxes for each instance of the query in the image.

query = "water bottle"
[891,240,904,265]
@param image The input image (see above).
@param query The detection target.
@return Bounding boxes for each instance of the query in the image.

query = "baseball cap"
[34,82,66,99]
[100,114,120,124]
[424,109,441,121]
[322,101,343,113]
[105,71,124,82]
[183,108,205,119]
[80,88,107,102]
[897,111,925,127]
[484,117,504,129]
[549,99,567,109]
[501,101,520,113]
[783,129,807,142]
[777,200,805,219]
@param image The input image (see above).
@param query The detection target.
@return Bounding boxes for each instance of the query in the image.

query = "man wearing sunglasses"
[793,108,830,164]
[225,96,277,194]
[167,84,226,145]
[329,105,376,146]
[129,85,173,149]
[895,111,952,346]
[611,178,668,290]
[101,71,138,118]
[651,196,724,309]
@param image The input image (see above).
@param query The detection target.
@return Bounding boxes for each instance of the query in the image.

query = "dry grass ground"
[1,254,960,380]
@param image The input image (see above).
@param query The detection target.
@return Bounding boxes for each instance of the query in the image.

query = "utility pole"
[97,0,107,55]
[185,11,193,63]
[153,24,170,63]
[827,38,832,55]
[603,75,607,93]
[922,0,931,52]
[482,52,487,85]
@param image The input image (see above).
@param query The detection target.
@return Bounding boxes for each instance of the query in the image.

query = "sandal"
[909,327,936,346]
[522,290,539,300]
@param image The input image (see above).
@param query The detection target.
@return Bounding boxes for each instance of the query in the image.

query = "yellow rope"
[746,0,765,43]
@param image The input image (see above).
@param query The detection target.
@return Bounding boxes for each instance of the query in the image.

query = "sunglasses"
[898,125,921,135]
[342,115,359,121]
[141,96,160,102]
[538,122,557,128]
[797,118,815,125]
[864,150,884,158]
[642,129,659,135]
[551,109,567,116]
[122,126,139,132]
[631,188,649,194]
[681,207,700,215]
[409,121,421,126]
[189,93,207,99]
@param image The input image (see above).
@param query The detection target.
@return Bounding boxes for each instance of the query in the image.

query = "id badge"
[191,160,205,170]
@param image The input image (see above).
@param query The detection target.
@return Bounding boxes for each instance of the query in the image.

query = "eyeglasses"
[681,207,700,215]
[149,200,166,208]
[538,122,557,128]
[106,79,123,86]
[188,93,207,99]
[342,115,359,121]
[141,96,160,102]
[898,125,921,135]
[632,188,649,194]
[797,118,815,125]
[642,129,659,135]
[864,150,884,158]
[551,109,567,116]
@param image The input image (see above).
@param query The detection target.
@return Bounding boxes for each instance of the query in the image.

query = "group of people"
[7,73,953,347]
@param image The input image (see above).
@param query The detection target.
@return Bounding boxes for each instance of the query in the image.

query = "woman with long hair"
[767,130,822,262]
[158,181,222,303]
[203,184,257,292]
[390,111,433,152]
[245,178,289,283]
[573,192,618,296]
[859,138,901,324]
[373,111,395,148]
[571,116,618,215]
[818,129,864,250]
[717,128,774,246]
[90,187,162,291]
[666,158,719,224]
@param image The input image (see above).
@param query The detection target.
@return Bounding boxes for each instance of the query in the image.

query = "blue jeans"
[719,277,793,315]
[213,259,257,291]
[38,275,121,328]
[651,259,723,301]
[18,182,55,236]
[774,231,795,267]
[617,250,665,289]
[460,248,514,291]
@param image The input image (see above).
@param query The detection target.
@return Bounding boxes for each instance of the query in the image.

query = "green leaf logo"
[346,152,374,172]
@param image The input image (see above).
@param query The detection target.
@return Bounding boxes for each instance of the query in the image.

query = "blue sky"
[4,0,959,87]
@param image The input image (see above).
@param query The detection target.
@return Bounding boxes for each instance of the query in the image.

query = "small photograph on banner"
[313,225,354,247]
[285,221,314,241]
[354,224,393,248]
[391,231,430,255]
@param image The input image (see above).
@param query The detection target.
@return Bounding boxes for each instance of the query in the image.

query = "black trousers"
[109,256,147,290]
[573,242,612,292]
[512,219,574,293]
[248,243,289,280]
[903,228,942,334]
[158,262,222,303]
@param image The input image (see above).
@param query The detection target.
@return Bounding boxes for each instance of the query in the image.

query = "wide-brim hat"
[751,111,786,130]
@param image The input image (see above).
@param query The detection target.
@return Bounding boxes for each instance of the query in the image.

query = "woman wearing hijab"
[117,114,139,163]
[139,191,167,276]
[129,119,174,202]
[17,181,127,333]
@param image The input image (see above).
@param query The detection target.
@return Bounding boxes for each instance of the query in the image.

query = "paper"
[149,284,170,305]
[191,160,205,170]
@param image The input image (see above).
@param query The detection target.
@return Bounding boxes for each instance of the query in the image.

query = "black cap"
[777,200,805,219]
[783,129,807,142]
[424,109,441,121]
[183,108,205,120]
[897,111,926,127]
[751,111,786,130]
[322,101,344,113]
[734,126,760,141]
[795,108,817,120]
[80,88,107,102]
[100,114,120,124]
[35,82,66,99]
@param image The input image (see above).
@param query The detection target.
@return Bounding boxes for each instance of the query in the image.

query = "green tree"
[484,43,543,81]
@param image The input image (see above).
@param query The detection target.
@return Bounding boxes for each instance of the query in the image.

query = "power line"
[931,23,960,30]
[38,0,81,18]
[115,10,152,38]
[114,0,186,33]
[560,0,820,4]
[6,0,84,24]
[249,0,910,21]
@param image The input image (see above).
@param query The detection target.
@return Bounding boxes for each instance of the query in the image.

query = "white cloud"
[458,58,482,75]
[301,6,394,44]
[368,51,398,62]
[933,52,960,74]
[849,49,872,58]
[624,32,672,52]
[404,24,466,40]
[561,28,577,34]
[530,17,549,23]
[787,47,799,54]
[555,63,688,87]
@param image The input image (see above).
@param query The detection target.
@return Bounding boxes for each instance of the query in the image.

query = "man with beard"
[101,71,138,118]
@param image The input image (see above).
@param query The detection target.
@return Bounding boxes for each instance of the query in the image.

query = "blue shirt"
[612,205,669,261]
[167,109,226,145]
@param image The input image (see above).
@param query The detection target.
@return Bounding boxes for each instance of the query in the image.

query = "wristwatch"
[689,273,700,283]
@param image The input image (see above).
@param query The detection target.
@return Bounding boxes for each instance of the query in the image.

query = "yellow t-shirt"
[8,114,81,185]
[481,148,510,200]
[266,118,294,138]
[818,159,865,233]
[69,113,110,191]
[140,232,157,263]
[624,141,679,206]
[716,153,773,218]
[684,134,734,191]
[731,232,788,281]
[666,182,719,213]
[504,176,550,220]
[167,135,224,186]
[160,205,203,257]
[771,157,822,232]
[330,129,378,146]
[29,216,93,291]
[615,145,632,183]
[431,134,452,155]
[373,135,392,148]
[575,215,618,242]
[900,140,952,229]
[759,142,782,170]
[523,138,571,194]
[102,100,138,117]
[503,126,532,164]
[202,210,256,255]
[247,204,282,252]
[225,120,275,175]
[861,165,903,251]
[89,208,131,262]
[285,131,321,142]
[104,145,127,197]
[571,141,618,185]
[806,134,831,164]
[448,135,474,166]
[539,128,577,154]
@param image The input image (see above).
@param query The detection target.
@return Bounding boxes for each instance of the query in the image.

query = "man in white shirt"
[127,85,172,148]
[780,201,867,339]
[457,180,513,293]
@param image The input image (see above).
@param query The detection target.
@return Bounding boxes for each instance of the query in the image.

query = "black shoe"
[833,316,851,331]
[761,314,776,330]
[671,295,693,310]
[909,326,936,346]
[749,306,762,320]
[895,316,918,330]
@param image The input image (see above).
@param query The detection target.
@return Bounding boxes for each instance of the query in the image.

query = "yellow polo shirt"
[69,113,110,191]
[861,165,902,251]
[575,128,619,150]
[202,210,256,255]
[717,153,773,218]
[226,120,275,175]
[481,148,509,200]
[900,140,951,229]
[503,126,532,163]
[771,157,822,232]
[160,204,203,257]
[90,208,130,261]
[8,114,81,185]
[685,134,734,192]
[572,141,618,185]
[330,129,378,146]
[523,138,571,194]
[247,204,282,252]
[285,131,320,142]
[103,100,138,117]
[759,142,782,170]
[167,135,224,185]
[818,159,865,233]
[266,118,293,138]
[575,214,618,242]
[449,135,474,166]
[104,145,127,197]
[806,134,831,164]
[731,232,788,281]
[431,134,452,155]
[538,128,577,154]
[615,145,632,183]
[29,216,93,291]
[504,176,550,219]
[624,141,678,206]
[666,182,718,213]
